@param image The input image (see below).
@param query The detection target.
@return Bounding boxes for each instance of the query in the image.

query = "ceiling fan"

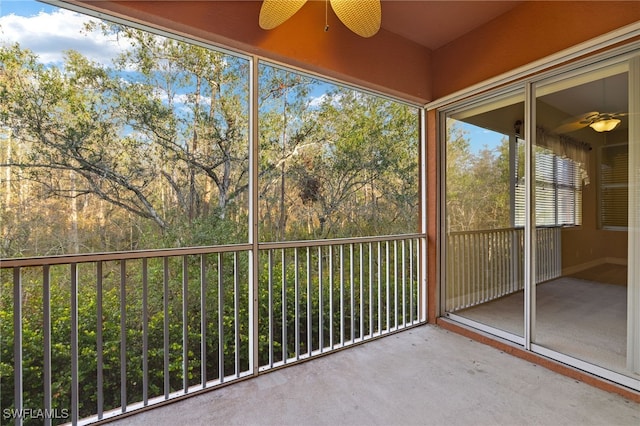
[259,0,381,38]
[554,111,627,133]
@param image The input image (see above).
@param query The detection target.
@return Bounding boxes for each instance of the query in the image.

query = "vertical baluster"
[448,235,453,311]
[385,241,390,331]
[394,241,399,327]
[500,230,505,295]
[234,252,240,377]
[545,229,550,280]
[511,230,515,290]
[473,233,477,305]
[294,248,300,359]
[369,242,374,336]
[400,240,407,326]
[474,233,479,304]
[457,234,463,309]
[471,233,476,305]
[13,268,22,426]
[142,258,149,403]
[339,245,344,345]
[457,235,463,310]
[378,241,382,333]
[508,230,513,293]
[484,232,488,303]
[200,254,207,388]
[466,232,477,306]
[96,262,104,418]
[359,243,364,340]
[483,232,488,302]
[490,231,503,299]
[543,228,547,281]
[349,243,354,343]
[536,229,541,282]
[120,261,127,412]
[43,266,51,426]
[306,247,312,355]
[163,257,170,397]
[318,246,324,352]
[418,238,424,321]
[268,249,274,366]
[496,231,502,298]
[218,253,225,382]
[182,256,189,394]
[556,227,561,277]
[182,256,189,392]
[408,239,413,324]
[462,233,468,308]
[328,245,333,349]
[281,249,287,360]
[478,232,484,303]
[71,263,79,422]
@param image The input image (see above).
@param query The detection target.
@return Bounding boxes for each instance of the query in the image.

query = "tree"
[445,119,511,232]
[0,26,252,254]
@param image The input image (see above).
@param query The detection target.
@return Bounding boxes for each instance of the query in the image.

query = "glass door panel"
[533,63,631,375]
[444,92,525,338]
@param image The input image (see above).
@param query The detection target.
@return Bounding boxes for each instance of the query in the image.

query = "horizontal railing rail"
[446,227,561,311]
[1,234,426,425]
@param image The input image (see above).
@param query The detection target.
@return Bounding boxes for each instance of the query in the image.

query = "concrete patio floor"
[107,324,640,426]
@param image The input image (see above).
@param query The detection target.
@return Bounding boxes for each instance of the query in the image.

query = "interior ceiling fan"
[259,0,381,38]
[554,111,627,133]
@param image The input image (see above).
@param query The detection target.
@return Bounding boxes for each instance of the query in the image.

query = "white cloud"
[0,8,129,66]
[309,93,329,108]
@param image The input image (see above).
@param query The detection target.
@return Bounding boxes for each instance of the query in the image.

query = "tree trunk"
[69,170,80,253]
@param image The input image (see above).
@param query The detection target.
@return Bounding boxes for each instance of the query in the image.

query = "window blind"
[514,139,583,227]
[600,144,628,229]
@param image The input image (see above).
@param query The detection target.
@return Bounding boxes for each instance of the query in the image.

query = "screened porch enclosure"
[0,2,427,424]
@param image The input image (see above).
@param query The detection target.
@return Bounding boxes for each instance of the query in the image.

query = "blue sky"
[460,122,505,154]
[1,0,55,15]
[0,0,130,65]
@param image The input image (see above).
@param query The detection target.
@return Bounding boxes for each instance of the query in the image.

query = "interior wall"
[432,1,640,100]
[562,129,628,273]
[70,0,432,104]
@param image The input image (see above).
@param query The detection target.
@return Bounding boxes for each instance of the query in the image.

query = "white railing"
[446,227,561,311]
[0,234,425,425]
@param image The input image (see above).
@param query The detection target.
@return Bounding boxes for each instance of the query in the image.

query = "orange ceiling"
[381,1,523,49]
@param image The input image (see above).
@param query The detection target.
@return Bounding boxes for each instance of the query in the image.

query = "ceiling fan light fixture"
[589,118,621,132]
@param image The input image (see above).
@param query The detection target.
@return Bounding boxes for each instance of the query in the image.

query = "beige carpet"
[457,274,628,375]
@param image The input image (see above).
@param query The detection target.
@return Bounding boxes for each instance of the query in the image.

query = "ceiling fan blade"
[554,121,590,134]
[330,0,381,38]
[259,0,307,30]
[553,111,599,133]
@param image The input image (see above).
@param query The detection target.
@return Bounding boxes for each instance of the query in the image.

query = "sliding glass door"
[442,53,640,388]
